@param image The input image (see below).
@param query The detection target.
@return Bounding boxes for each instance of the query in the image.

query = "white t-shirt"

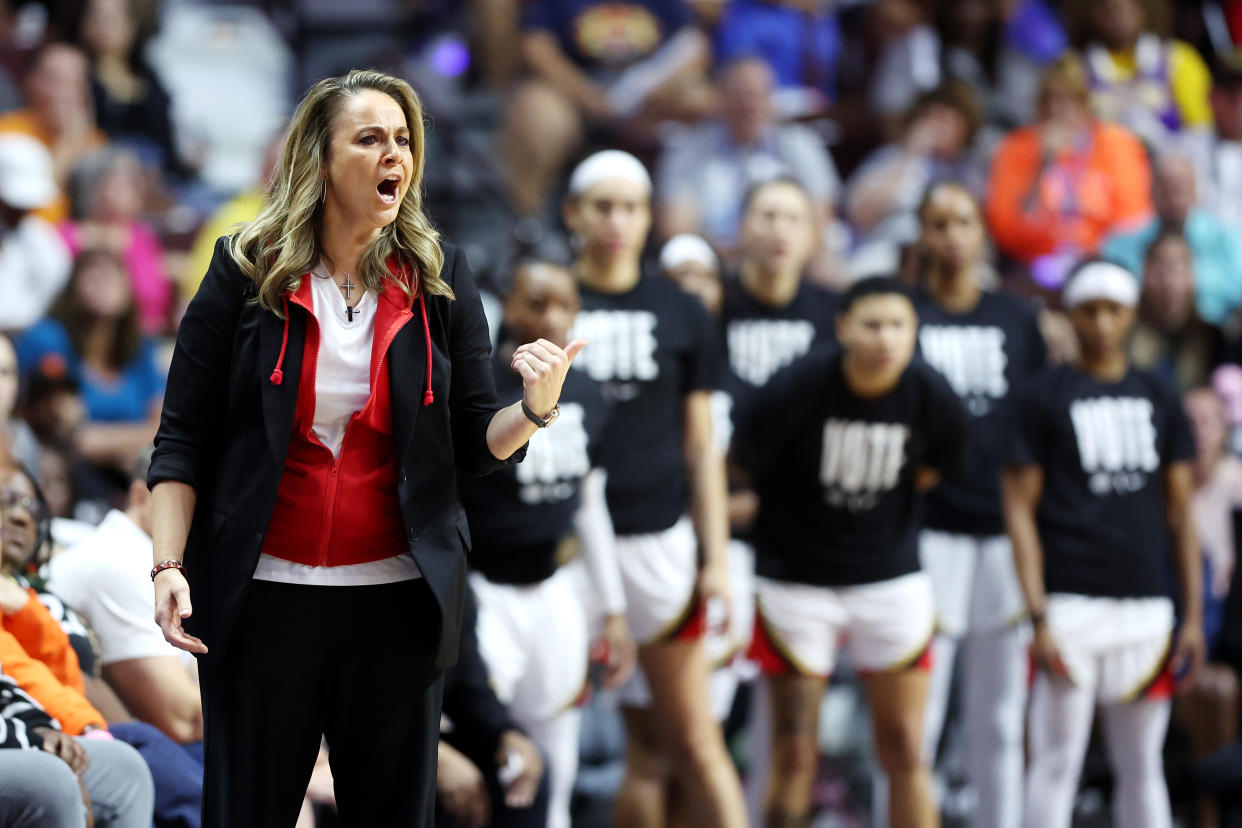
[0,216,72,332]
[47,509,192,667]
[252,264,421,586]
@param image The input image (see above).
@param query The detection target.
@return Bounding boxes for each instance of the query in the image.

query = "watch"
[521,400,559,428]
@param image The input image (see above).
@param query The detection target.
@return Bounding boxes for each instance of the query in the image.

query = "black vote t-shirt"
[460,357,610,585]
[734,347,968,587]
[1010,365,1195,599]
[571,275,720,535]
[721,277,838,400]
[915,290,1047,535]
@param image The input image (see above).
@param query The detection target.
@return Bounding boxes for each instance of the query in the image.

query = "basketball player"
[914,181,1047,828]
[736,276,966,828]
[1004,259,1206,828]
[565,150,746,827]
[460,260,636,828]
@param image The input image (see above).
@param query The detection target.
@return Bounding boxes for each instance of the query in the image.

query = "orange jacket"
[986,121,1153,264]
[0,588,106,734]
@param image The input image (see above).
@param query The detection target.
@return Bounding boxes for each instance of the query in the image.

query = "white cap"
[0,134,56,211]
[1062,260,1140,309]
[659,234,718,272]
[568,150,651,198]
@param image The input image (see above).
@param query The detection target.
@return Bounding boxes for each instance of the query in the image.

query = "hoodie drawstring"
[419,292,433,406]
[270,287,434,407]
[269,296,290,385]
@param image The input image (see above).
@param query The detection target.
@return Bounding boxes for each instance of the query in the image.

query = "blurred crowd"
[4,0,1242,826]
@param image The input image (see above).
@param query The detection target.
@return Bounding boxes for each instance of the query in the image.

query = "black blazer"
[147,237,523,671]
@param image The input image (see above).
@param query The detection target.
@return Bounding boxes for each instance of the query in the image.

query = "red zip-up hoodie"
[260,264,432,567]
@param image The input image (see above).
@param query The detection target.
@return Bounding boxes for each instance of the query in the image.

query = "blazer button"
[398,469,407,484]
[408,527,419,543]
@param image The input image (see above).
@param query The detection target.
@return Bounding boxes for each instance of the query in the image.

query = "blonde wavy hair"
[230,69,451,314]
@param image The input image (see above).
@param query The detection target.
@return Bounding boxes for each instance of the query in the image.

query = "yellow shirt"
[1091,37,1213,130]
[181,189,266,301]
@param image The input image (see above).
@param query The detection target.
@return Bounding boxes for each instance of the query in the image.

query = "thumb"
[564,339,588,364]
[173,585,192,618]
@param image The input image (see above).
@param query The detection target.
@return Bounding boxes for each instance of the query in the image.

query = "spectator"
[19,364,85,460]
[846,81,983,276]
[1,459,204,827]
[1188,386,1242,631]
[62,148,173,334]
[866,0,1067,130]
[934,0,1060,130]
[71,0,189,178]
[1072,0,1213,153]
[657,57,840,265]
[0,134,73,335]
[46,450,202,746]
[501,0,714,218]
[0,334,39,475]
[995,0,1070,125]
[1180,385,1242,828]
[1104,152,1242,324]
[1197,50,1242,229]
[712,0,839,118]
[866,0,940,122]
[0,43,107,223]
[16,248,164,484]
[0,666,155,828]
[659,234,722,315]
[1128,230,1226,392]
[986,54,1153,277]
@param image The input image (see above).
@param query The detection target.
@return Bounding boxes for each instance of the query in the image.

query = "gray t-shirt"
[656,121,839,248]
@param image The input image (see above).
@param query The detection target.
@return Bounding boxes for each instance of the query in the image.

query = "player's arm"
[1164,461,1206,685]
[1003,464,1069,678]
[1002,464,1047,620]
[574,468,635,688]
[685,390,732,622]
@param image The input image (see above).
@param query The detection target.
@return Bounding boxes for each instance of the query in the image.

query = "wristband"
[150,560,187,582]
[1029,608,1047,626]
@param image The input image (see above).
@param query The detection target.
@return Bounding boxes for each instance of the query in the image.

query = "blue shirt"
[521,0,689,70]
[714,0,839,95]
[1102,210,1242,325]
[16,318,165,423]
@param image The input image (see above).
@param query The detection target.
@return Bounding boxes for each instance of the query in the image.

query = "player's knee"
[771,733,819,782]
[873,718,923,775]
[668,724,729,780]
[1031,740,1081,785]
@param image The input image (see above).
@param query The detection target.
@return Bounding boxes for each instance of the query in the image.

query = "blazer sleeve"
[445,244,527,478]
[148,236,247,492]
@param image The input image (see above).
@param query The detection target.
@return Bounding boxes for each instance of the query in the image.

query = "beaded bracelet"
[150,560,188,582]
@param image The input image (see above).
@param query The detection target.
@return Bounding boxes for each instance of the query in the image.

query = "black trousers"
[199,578,443,828]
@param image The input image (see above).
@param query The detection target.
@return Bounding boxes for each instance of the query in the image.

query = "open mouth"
[377,176,400,204]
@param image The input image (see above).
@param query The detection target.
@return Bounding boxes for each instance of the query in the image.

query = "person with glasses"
[0,463,155,827]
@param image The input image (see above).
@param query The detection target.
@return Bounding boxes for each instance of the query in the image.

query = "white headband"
[1062,261,1140,309]
[659,234,718,272]
[568,150,651,197]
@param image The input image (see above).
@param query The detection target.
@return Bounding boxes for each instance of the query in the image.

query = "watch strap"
[521,400,556,427]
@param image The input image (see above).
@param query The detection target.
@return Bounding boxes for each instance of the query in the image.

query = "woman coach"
[146,70,582,827]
